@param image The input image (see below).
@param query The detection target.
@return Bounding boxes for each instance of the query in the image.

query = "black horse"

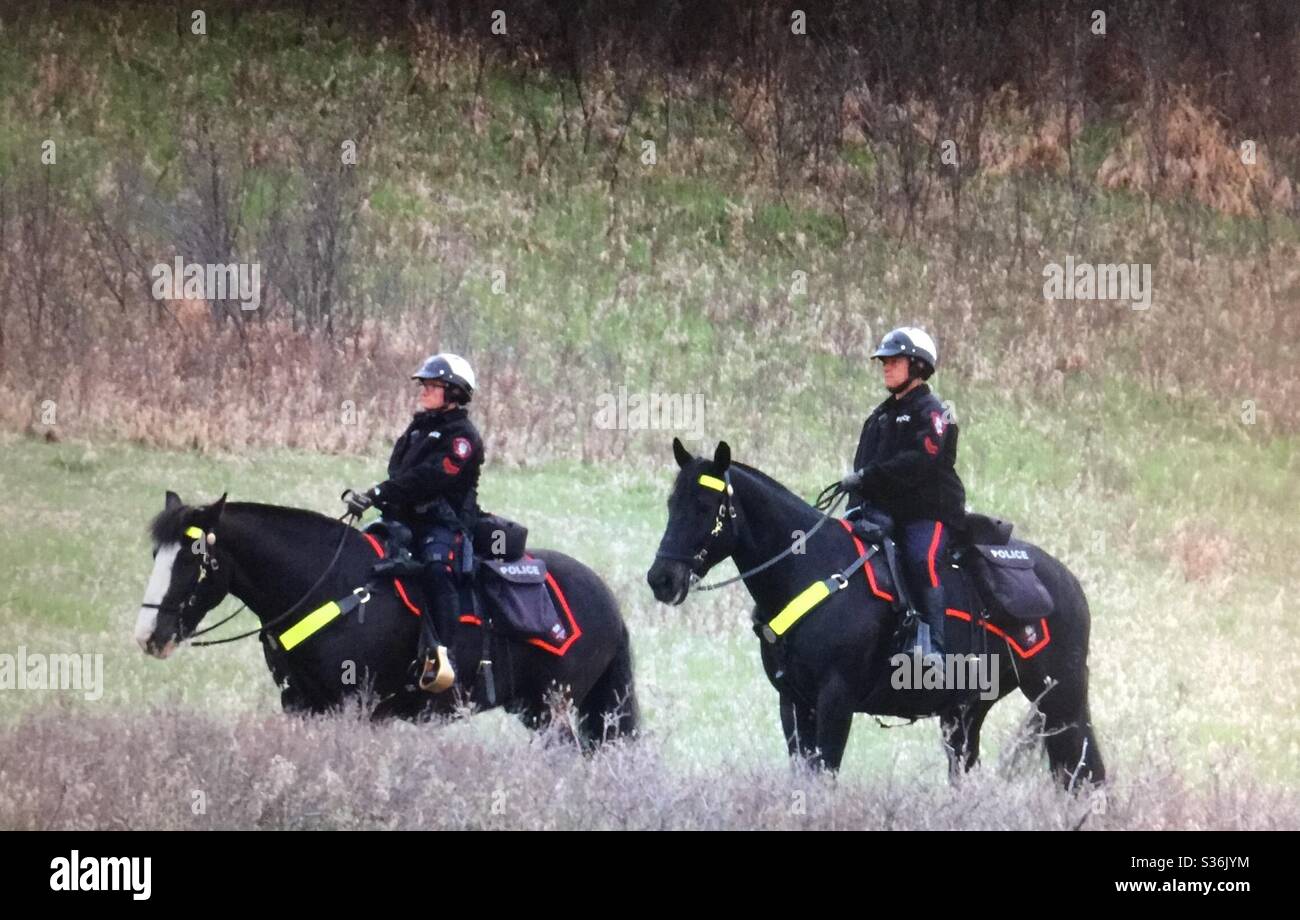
[135,492,638,747]
[646,439,1104,787]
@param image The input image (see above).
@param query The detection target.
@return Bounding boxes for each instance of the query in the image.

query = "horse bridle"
[144,513,358,648]
[654,470,849,593]
[140,526,221,621]
[653,469,738,577]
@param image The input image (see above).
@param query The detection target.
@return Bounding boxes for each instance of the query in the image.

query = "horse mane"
[148,501,344,545]
[148,503,187,546]
[729,461,811,508]
[671,457,817,517]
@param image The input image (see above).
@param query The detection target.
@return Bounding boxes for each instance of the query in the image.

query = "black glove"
[839,469,864,492]
[344,487,376,517]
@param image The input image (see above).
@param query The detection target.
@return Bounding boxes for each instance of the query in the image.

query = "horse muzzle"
[135,608,181,658]
[646,558,692,606]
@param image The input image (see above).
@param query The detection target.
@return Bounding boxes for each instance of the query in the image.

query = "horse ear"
[713,441,731,472]
[672,437,692,469]
[165,490,183,511]
[198,492,228,527]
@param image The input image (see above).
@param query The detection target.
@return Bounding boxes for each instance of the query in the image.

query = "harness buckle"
[352,586,371,605]
[830,573,849,591]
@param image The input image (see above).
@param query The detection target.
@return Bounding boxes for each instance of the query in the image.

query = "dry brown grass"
[1,705,1292,831]
[1163,517,1238,593]
[0,309,573,460]
[2,11,1298,460]
[1099,92,1296,217]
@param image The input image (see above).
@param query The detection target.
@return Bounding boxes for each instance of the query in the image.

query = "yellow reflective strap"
[184,526,204,540]
[698,474,726,492]
[767,580,832,637]
[279,600,343,651]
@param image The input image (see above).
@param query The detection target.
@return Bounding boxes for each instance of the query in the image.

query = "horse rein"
[148,510,360,649]
[656,473,849,593]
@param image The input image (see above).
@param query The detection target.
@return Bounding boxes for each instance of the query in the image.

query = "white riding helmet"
[872,327,938,375]
[411,352,476,401]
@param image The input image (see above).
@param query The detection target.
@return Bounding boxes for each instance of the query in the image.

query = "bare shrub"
[1,707,1292,830]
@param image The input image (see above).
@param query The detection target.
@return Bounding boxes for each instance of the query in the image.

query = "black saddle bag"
[478,557,567,644]
[968,542,1054,621]
[472,513,528,560]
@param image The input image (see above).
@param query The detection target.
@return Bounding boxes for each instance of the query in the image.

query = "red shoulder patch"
[451,437,473,460]
[923,436,939,456]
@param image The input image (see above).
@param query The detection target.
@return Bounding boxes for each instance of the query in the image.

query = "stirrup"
[912,622,945,670]
[418,645,456,693]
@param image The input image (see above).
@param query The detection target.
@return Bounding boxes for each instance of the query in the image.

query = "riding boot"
[411,526,466,694]
[417,577,458,694]
[912,621,939,659]
[912,584,947,660]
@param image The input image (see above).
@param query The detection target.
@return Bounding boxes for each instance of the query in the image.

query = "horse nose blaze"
[136,542,181,654]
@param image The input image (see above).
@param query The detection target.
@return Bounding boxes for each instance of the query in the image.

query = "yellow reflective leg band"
[767,580,832,638]
[279,600,343,651]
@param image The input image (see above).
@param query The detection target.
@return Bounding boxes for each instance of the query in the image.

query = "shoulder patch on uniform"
[931,411,946,436]
[451,436,472,459]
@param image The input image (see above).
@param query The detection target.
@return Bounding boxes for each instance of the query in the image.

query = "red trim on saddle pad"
[945,608,1052,659]
[830,521,1050,658]
[457,554,583,657]
[838,520,895,602]
[361,532,422,617]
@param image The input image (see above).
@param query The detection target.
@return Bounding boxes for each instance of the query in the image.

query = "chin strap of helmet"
[887,357,929,393]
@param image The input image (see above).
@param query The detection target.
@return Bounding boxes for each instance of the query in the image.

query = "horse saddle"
[849,510,1054,624]
[365,516,569,650]
[362,520,427,578]
[852,509,1013,548]
[364,512,530,572]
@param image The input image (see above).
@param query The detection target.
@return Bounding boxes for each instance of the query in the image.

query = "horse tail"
[1019,546,1106,787]
[578,619,640,747]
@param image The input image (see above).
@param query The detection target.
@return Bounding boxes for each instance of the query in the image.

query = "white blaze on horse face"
[136,542,181,652]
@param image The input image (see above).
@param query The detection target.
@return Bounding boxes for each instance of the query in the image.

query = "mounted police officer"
[840,327,965,659]
[346,353,484,693]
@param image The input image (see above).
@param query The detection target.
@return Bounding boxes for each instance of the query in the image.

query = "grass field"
[2,369,1296,827]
